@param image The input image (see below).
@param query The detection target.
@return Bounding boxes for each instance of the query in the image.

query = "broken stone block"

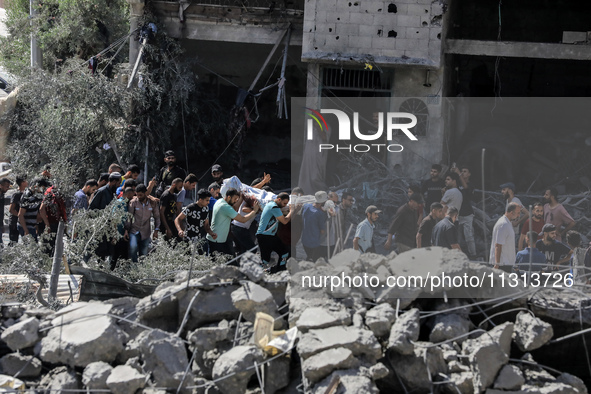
[211,265,246,281]
[388,308,420,355]
[302,348,359,384]
[239,252,265,282]
[462,326,510,393]
[137,329,192,389]
[264,356,291,394]
[1,304,24,319]
[178,285,240,330]
[0,353,42,378]
[188,325,231,352]
[39,314,125,368]
[295,305,351,333]
[82,361,112,391]
[39,366,81,393]
[494,364,525,390]
[212,345,265,394]
[448,360,471,373]
[0,316,39,351]
[387,343,447,391]
[328,249,361,269]
[365,303,397,337]
[107,296,144,340]
[369,362,389,381]
[313,368,379,394]
[231,282,278,323]
[513,312,553,352]
[358,253,388,271]
[297,326,382,361]
[262,272,289,307]
[288,298,342,328]
[429,314,471,344]
[125,356,144,373]
[137,283,186,332]
[286,257,314,275]
[556,373,588,394]
[442,372,474,394]
[106,365,147,394]
[487,322,514,357]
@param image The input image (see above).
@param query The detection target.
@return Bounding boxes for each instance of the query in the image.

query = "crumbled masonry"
[0,247,589,393]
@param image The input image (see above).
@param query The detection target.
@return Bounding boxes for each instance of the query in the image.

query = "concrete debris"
[239,252,265,282]
[137,329,193,389]
[388,308,420,355]
[365,302,397,337]
[82,361,113,390]
[0,353,42,378]
[212,345,265,394]
[302,347,359,383]
[106,365,147,394]
[0,316,39,350]
[231,281,279,323]
[429,313,471,344]
[513,311,554,352]
[494,364,525,390]
[0,253,588,393]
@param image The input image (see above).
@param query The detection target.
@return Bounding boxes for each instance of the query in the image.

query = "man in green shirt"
[207,188,260,257]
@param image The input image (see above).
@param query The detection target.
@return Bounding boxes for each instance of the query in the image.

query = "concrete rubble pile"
[0,248,588,393]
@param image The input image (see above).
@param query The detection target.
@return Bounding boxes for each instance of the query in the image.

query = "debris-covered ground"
[0,248,590,393]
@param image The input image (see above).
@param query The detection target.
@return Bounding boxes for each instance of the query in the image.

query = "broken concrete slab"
[365,303,397,338]
[212,345,265,394]
[313,368,379,394]
[136,282,186,332]
[442,372,474,394]
[39,366,81,393]
[137,328,192,389]
[556,373,588,394]
[297,326,381,361]
[463,326,510,393]
[487,322,514,357]
[295,305,351,333]
[368,363,389,381]
[211,265,246,282]
[0,316,39,351]
[106,365,147,394]
[494,364,525,390]
[302,347,359,384]
[328,249,361,269]
[239,252,265,282]
[375,285,422,310]
[286,257,314,275]
[82,361,113,391]
[387,343,447,392]
[513,312,553,352]
[429,314,471,344]
[231,282,278,323]
[188,325,231,352]
[388,308,420,355]
[0,353,42,378]
[106,296,144,339]
[178,285,240,330]
[38,314,125,368]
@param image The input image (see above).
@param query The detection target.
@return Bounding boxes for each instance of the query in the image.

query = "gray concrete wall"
[301,0,444,67]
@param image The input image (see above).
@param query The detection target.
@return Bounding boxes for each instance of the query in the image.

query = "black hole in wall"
[314,47,318,50]
[437,33,441,39]
[354,2,359,5]
[378,29,383,36]
[337,17,340,20]
[329,28,333,32]
[348,2,352,5]
[378,8,382,12]
[422,21,428,27]
[388,30,397,37]
[388,4,397,13]
[425,9,429,13]
[336,36,340,40]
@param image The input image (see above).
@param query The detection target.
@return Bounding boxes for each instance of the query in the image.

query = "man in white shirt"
[490,202,521,271]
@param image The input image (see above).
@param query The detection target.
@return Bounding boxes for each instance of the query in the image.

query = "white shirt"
[489,215,516,266]
[442,188,463,212]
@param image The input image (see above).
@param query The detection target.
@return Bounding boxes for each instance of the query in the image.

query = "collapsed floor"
[0,247,590,393]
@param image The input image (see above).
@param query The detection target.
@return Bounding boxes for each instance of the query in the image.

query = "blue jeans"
[129,232,150,262]
[17,225,38,242]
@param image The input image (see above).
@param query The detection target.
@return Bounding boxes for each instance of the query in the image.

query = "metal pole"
[144,134,149,184]
[481,149,488,262]
[30,0,42,68]
[48,221,65,301]
[276,25,292,118]
[528,205,533,275]
[326,221,330,260]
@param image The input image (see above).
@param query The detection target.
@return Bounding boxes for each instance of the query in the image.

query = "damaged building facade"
[133,0,591,190]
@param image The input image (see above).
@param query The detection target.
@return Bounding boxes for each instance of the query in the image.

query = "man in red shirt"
[518,202,544,251]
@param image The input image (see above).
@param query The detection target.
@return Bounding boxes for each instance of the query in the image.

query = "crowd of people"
[2,154,589,281]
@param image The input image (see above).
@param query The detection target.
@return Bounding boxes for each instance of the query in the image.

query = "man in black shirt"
[432,207,461,250]
[89,172,121,210]
[417,202,444,248]
[536,223,572,271]
[159,178,183,240]
[175,189,214,253]
[154,151,186,198]
[421,164,445,211]
[385,193,423,253]
[0,177,12,245]
[211,164,224,189]
[9,176,27,245]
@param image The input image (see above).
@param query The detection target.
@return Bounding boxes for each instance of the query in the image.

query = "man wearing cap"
[515,231,547,272]
[489,202,522,271]
[354,205,380,253]
[154,151,186,198]
[0,177,12,244]
[501,182,529,240]
[89,172,122,210]
[542,187,575,242]
[385,194,423,253]
[421,164,445,211]
[432,206,461,250]
[536,223,572,271]
[211,164,224,189]
[301,191,329,261]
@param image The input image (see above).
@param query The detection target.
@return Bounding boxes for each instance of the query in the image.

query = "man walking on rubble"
[301,191,329,261]
[441,172,463,216]
[432,206,461,250]
[455,166,476,259]
[154,151,186,198]
[489,202,521,271]
[354,205,381,253]
[536,223,572,271]
[518,202,545,251]
[256,192,293,272]
[417,202,444,248]
[125,184,160,262]
[422,164,445,212]
[542,187,575,243]
[384,193,423,253]
[501,182,529,243]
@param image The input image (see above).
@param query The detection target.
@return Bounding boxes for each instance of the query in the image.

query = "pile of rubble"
[0,248,589,393]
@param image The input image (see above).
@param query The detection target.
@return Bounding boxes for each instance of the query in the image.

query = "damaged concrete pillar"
[127,0,145,67]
